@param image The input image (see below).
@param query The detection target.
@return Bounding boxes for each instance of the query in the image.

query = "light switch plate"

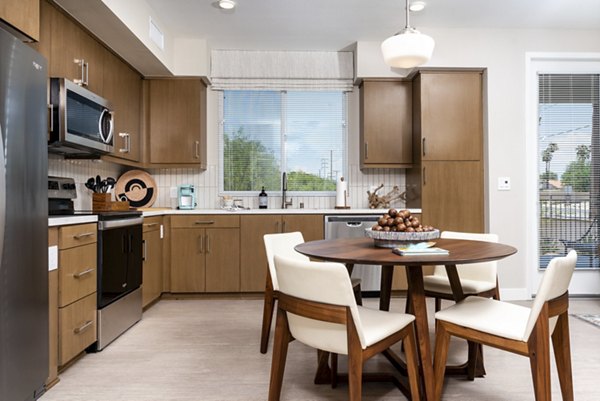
[498,177,511,191]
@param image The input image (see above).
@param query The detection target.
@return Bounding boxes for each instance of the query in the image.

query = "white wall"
[357,27,600,298]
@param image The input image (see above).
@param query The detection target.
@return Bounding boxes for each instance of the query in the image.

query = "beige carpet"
[40,297,600,401]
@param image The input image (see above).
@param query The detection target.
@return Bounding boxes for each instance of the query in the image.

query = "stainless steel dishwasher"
[324,215,381,294]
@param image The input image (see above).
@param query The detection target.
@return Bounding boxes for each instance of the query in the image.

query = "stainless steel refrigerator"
[0,27,49,400]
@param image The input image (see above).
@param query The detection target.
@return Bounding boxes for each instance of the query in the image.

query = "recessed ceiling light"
[409,1,426,12]
[218,0,236,10]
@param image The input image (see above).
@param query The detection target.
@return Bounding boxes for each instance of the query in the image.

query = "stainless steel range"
[48,177,143,350]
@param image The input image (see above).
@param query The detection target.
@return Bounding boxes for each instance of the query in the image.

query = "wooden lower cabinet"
[170,228,206,292]
[240,214,324,292]
[58,292,97,366]
[142,218,163,307]
[57,223,97,368]
[170,215,240,293]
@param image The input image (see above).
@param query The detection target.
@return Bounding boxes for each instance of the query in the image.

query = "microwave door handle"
[98,109,114,144]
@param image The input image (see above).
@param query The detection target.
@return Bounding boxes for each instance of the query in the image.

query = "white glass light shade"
[381,30,435,68]
[218,0,236,10]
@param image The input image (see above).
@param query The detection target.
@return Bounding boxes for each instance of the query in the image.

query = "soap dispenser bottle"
[259,186,268,209]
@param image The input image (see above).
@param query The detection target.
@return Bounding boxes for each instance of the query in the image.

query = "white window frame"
[217,90,348,197]
[525,52,600,296]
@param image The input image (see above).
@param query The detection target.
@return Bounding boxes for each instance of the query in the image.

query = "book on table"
[392,241,449,256]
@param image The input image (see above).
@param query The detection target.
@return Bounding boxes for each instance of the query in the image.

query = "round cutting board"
[115,170,157,208]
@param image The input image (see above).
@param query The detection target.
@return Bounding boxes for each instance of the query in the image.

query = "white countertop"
[48,208,421,226]
[48,215,98,227]
[141,208,421,216]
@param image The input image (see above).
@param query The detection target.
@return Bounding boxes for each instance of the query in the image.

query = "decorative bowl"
[365,228,440,248]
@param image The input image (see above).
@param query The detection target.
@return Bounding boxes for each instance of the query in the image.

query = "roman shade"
[210,50,354,91]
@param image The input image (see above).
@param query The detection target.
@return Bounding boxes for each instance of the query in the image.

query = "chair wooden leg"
[268,309,292,401]
[528,307,551,401]
[347,311,363,401]
[330,353,338,389]
[493,278,501,300]
[433,321,451,401]
[260,271,276,354]
[403,324,422,401]
[353,283,363,306]
[434,297,442,312]
[552,313,574,401]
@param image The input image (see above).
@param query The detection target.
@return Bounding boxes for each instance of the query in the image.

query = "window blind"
[538,73,600,269]
[220,90,347,194]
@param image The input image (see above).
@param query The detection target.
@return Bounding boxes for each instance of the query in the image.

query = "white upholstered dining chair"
[422,231,500,311]
[269,254,421,401]
[433,250,577,401]
[260,232,361,354]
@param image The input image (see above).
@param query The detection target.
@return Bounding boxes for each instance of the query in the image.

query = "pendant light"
[381,0,434,68]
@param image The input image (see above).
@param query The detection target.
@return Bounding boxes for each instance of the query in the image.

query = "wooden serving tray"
[92,193,129,212]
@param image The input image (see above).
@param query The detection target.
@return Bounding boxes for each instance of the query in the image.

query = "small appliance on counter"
[48,176,77,214]
[178,185,196,209]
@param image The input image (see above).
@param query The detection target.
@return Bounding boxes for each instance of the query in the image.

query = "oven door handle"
[98,216,143,230]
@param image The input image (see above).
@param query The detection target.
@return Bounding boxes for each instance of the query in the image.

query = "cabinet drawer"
[58,243,97,307]
[171,215,240,229]
[143,217,162,233]
[58,292,97,366]
[59,223,97,249]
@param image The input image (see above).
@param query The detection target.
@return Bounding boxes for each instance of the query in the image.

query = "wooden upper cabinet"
[103,54,142,162]
[360,80,413,169]
[416,72,483,161]
[0,0,39,41]
[47,3,105,94]
[147,79,207,167]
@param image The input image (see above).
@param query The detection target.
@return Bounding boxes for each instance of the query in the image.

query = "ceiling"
[145,0,600,51]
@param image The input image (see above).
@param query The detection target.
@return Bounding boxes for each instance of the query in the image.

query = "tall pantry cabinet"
[407,70,485,233]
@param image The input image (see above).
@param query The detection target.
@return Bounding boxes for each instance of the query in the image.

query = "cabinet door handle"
[282,221,286,233]
[195,141,200,159]
[119,132,130,153]
[84,61,89,86]
[198,234,204,253]
[423,166,427,186]
[422,138,426,157]
[144,222,159,228]
[74,58,85,86]
[364,142,369,159]
[142,239,147,261]
[206,234,211,254]
[73,232,95,240]
[194,220,214,225]
[73,268,95,279]
[275,221,279,232]
[73,320,93,334]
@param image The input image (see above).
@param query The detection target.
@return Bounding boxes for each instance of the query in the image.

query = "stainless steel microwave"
[48,77,114,156]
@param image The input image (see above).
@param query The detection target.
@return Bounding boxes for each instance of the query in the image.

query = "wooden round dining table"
[295,237,517,401]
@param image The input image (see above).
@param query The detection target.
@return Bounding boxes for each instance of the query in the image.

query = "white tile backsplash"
[49,157,408,211]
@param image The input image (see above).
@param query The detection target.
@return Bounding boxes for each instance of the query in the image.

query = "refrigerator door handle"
[0,122,5,266]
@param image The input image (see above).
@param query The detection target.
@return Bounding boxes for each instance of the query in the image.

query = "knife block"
[92,193,129,212]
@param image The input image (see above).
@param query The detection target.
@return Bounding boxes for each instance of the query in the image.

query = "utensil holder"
[92,193,129,212]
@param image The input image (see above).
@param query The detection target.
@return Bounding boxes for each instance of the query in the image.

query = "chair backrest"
[523,250,577,340]
[263,232,308,291]
[433,231,499,283]
[273,254,366,352]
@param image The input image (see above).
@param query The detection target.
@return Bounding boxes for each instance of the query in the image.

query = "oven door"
[97,219,142,308]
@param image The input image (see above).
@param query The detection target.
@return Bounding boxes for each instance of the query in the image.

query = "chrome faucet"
[282,172,293,209]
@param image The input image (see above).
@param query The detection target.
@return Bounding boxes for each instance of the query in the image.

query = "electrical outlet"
[498,177,511,191]
[170,186,178,198]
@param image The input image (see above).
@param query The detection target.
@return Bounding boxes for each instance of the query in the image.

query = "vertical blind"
[220,90,346,193]
[538,74,600,269]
